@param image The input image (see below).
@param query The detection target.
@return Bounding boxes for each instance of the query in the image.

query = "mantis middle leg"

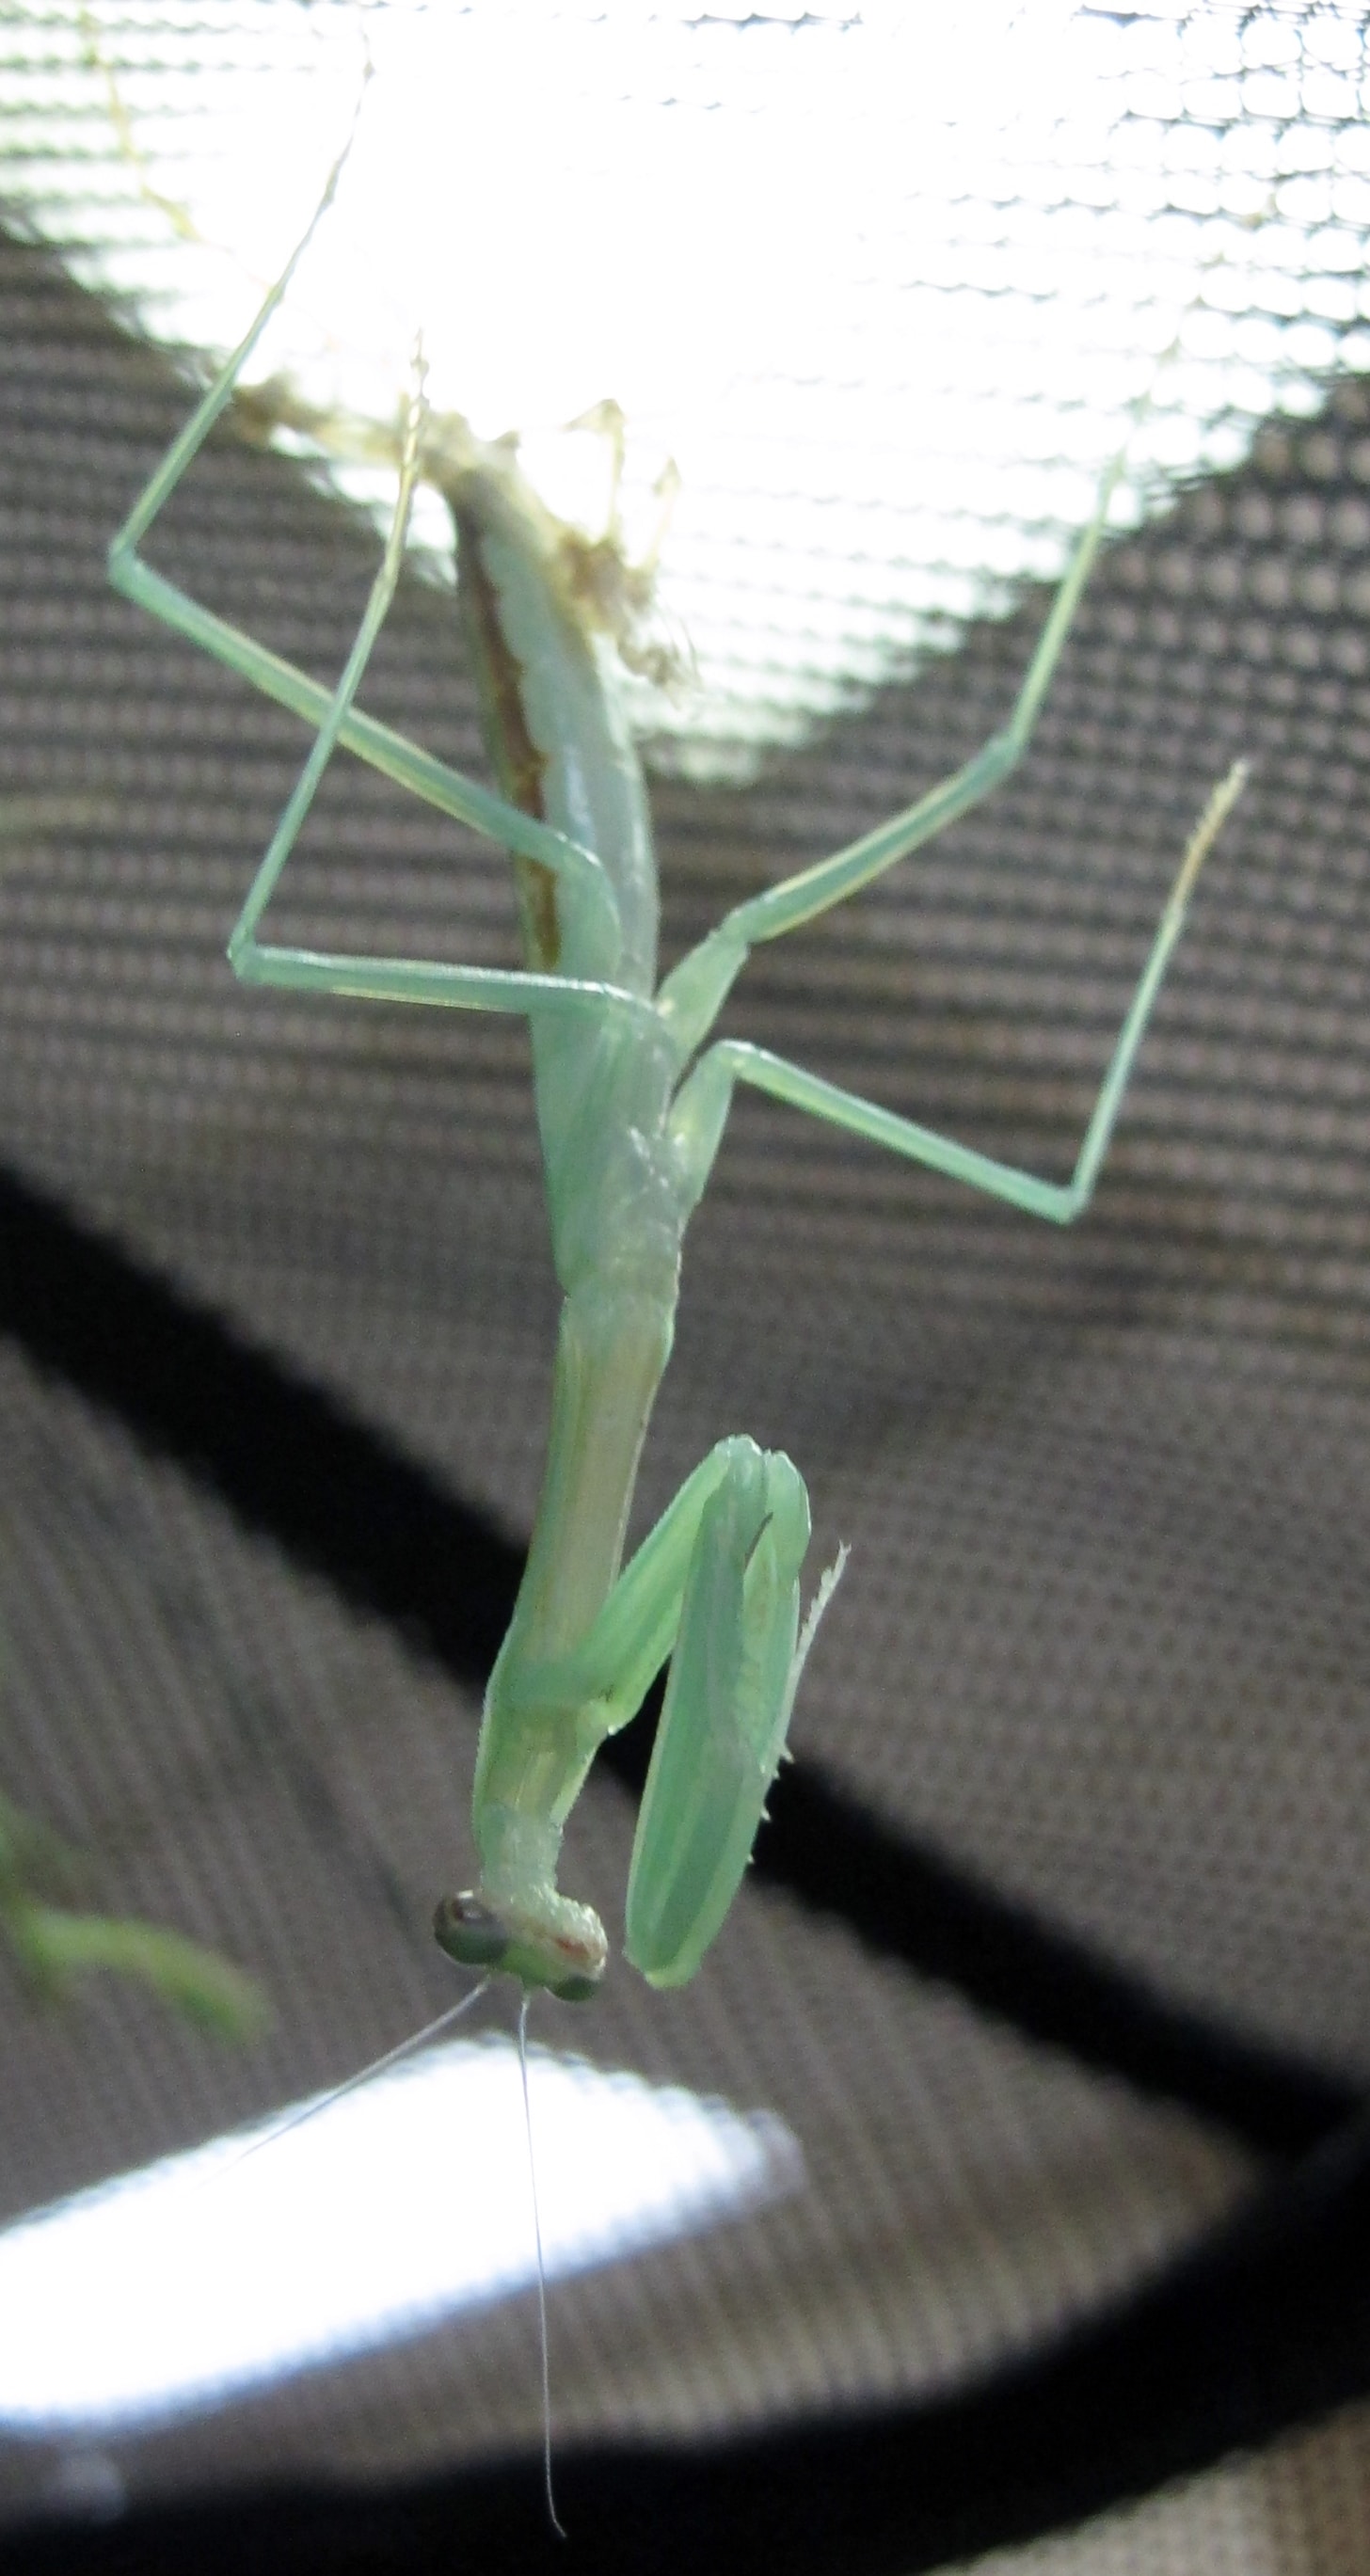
[106,157,632,1018]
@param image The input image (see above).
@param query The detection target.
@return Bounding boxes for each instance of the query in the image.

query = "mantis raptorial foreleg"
[436,1433,836,1990]
[108,155,1247,2000]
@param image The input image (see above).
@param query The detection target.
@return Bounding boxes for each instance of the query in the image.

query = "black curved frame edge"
[1,1155,1367,2575]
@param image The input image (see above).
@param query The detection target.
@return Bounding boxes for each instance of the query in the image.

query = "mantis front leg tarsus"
[109,166,1247,2002]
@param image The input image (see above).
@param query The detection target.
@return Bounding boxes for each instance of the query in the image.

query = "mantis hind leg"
[625,1439,844,1989]
[666,763,1249,1229]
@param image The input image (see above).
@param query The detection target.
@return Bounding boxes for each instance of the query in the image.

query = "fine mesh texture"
[2,114,1370,2576]
[969,2402,1370,2574]
[8,0,1370,776]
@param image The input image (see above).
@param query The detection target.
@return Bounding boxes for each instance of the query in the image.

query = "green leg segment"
[726,471,1119,948]
[624,1439,836,1988]
[668,763,1247,1225]
[106,151,620,961]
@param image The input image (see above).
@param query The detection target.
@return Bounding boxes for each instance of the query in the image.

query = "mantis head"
[433,1891,606,2005]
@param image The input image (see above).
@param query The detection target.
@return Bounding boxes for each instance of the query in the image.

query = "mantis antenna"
[518,1992,565,2538]
[107,138,1248,2009]
[187,1981,492,2201]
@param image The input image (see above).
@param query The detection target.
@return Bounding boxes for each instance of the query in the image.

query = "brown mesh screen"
[1,31,1370,2575]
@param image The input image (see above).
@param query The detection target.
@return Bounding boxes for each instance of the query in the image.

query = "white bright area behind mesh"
[3,0,1369,777]
[0,2032,802,2431]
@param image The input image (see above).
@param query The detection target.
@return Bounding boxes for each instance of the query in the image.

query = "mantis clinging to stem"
[107,151,1247,2011]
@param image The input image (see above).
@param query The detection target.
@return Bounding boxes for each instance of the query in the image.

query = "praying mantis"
[106,165,1247,2010]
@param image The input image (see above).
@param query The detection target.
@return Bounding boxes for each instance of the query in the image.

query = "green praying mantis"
[106,162,1247,2009]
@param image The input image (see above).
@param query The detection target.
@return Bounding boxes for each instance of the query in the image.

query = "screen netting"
[1,7,1370,2572]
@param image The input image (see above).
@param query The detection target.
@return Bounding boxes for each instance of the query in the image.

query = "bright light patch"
[0,2033,802,2432]
[3,1,1368,775]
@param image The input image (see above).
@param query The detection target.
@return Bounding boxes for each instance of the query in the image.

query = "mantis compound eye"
[433,1892,606,2004]
[432,1892,506,1970]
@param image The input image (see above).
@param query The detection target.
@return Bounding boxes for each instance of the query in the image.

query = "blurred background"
[1,5,1370,2569]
